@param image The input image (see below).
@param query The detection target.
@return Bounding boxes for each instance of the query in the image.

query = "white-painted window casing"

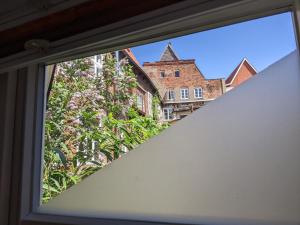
[166,89,175,100]
[163,107,174,120]
[137,94,144,111]
[180,88,189,99]
[194,87,203,98]
[93,55,103,76]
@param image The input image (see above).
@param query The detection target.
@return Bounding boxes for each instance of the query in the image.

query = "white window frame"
[136,93,144,111]
[93,55,103,76]
[163,107,174,120]
[180,88,189,99]
[0,1,299,225]
[194,87,203,99]
[147,92,153,116]
[166,89,175,101]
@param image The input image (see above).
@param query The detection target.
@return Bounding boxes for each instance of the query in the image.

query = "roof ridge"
[159,42,180,61]
[225,57,257,86]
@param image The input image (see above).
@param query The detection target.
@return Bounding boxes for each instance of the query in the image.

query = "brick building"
[122,49,159,117]
[143,43,225,122]
[92,49,160,117]
[225,58,257,91]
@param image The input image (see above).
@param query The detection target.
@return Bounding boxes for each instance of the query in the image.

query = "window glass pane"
[181,88,189,99]
[41,51,300,224]
[195,88,203,98]
[167,90,175,100]
[137,94,144,111]
[41,12,299,225]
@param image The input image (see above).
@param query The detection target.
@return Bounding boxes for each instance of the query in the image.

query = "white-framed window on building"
[166,89,175,101]
[163,108,174,120]
[137,94,144,111]
[194,87,203,99]
[180,88,189,99]
[160,70,165,77]
[147,92,153,116]
[94,55,103,76]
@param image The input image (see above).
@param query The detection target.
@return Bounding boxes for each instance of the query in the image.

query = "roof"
[122,48,161,99]
[123,48,141,66]
[160,42,180,61]
[225,58,257,86]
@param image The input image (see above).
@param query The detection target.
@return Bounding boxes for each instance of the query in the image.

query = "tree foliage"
[43,53,168,203]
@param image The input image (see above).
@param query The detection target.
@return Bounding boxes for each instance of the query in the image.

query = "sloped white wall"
[41,51,300,225]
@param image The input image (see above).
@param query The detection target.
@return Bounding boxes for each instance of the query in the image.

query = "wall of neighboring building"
[130,61,157,117]
[226,60,257,91]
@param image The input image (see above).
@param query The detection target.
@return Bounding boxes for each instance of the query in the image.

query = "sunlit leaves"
[43,53,168,203]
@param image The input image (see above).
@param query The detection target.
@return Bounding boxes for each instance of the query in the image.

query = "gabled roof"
[122,48,161,99]
[123,48,140,66]
[225,58,257,86]
[160,42,180,61]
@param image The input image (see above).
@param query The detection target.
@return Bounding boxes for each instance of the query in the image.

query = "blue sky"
[131,12,296,79]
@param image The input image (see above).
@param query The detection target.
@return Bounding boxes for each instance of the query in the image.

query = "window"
[180,88,189,99]
[95,67,101,75]
[175,70,180,77]
[4,2,299,225]
[147,92,153,116]
[160,71,165,77]
[137,94,144,111]
[96,55,101,63]
[194,87,203,98]
[94,55,102,76]
[163,108,173,120]
[166,89,175,100]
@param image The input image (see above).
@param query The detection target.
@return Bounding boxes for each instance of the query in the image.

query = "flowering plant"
[43,53,167,202]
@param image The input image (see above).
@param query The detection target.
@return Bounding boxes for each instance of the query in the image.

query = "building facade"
[92,49,160,118]
[143,43,225,122]
[122,49,160,117]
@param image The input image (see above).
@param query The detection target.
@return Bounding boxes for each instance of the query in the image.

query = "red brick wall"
[230,63,256,88]
[143,61,224,102]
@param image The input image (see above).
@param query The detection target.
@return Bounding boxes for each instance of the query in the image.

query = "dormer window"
[160,71,165,77]
[175,70,180,77]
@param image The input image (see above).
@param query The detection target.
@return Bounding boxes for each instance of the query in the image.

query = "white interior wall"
[41,50,300,225]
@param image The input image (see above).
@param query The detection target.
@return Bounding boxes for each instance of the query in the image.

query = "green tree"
[43,53,168,203]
